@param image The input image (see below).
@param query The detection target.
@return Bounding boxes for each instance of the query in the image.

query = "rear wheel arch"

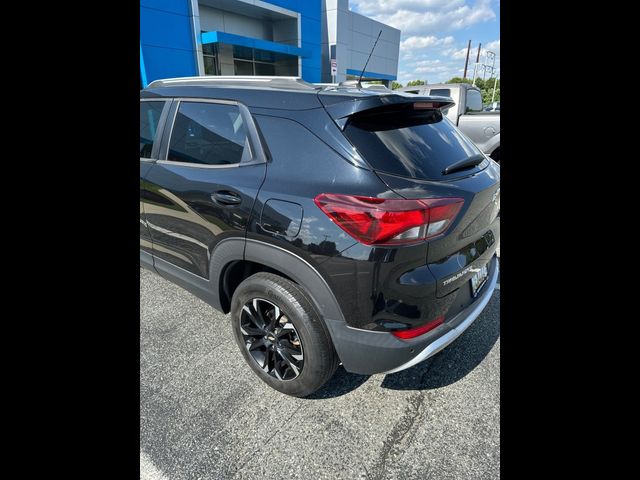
[210,238,346,325]
[218,259,295,313]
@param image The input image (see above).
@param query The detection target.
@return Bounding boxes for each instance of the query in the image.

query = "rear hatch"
[319,89,500,297]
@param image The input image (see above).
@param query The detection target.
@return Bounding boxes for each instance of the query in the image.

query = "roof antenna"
[357,29,382,87]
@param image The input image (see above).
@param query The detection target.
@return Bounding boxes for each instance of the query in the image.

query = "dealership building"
[140,0,400,87]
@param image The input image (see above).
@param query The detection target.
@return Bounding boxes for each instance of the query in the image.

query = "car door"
[140,98,170,268]
[144,98,267,279]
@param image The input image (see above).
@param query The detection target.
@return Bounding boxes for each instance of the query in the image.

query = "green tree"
[406,79,426,87]
[392,81,403,90]
[482,77,500,103]
[446,77,472,84]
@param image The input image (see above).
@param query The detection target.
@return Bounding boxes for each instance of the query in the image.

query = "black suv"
[140,76,500,397]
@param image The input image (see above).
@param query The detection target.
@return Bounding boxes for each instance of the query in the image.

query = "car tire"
[230,272,339,397]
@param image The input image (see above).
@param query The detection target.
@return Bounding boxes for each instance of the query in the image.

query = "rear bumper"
[324,255,499,375]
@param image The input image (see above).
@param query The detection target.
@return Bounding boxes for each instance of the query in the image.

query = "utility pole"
[472,42,481,85]
[483,50,496,81]
[463,40,471,79]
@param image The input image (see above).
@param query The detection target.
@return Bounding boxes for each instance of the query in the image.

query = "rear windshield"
[343,104,484,180]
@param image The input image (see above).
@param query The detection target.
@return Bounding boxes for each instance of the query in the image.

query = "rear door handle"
[212,191,242,205]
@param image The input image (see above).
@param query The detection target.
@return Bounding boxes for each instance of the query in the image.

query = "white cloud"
[400,35,454,49]
[413,59,442,67]
[401,58,464,83]
[442,47,471,60]
[351,0,466,16]
[484,39,500,54]
[352,0,495,36]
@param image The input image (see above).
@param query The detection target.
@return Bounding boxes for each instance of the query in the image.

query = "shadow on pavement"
[381,294,500,391]
[305,366,370,399]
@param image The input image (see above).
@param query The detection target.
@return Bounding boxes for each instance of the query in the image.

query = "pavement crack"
[370,393,425,480]
[369,362,438,480]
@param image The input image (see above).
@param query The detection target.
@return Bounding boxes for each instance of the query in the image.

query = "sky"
[350,0,500,85]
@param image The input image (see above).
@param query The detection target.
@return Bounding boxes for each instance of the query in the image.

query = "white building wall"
[321,0,400,85]
[199,6,273,40]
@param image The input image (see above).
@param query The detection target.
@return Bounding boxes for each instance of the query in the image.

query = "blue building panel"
[140,45,148,87]
[301,41,321,65]
[140,1,197,84]
[346,69,397,81]
[140,0,189,16]
[298,7,321,83]
[140,5,193,51]
[266,0,321,20]
[302,65,321,83]
[300,16,321,45]
[143,45,198,80]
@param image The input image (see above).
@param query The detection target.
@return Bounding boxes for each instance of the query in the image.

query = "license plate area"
[470,262,489,297]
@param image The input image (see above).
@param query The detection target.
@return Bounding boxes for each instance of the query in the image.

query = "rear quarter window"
[167,102,251,166]
[140,101,166,158]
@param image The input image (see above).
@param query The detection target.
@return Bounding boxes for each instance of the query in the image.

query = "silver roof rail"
[146,76,320,91]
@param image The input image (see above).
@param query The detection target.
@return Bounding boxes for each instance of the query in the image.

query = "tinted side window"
[466,89,483,112]
[429,88,451,97]
[167,102,250,165]
[140,101,166,158]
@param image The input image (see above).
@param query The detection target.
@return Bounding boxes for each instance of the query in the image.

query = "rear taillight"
[391,316,445,339]
[314,194,463,245]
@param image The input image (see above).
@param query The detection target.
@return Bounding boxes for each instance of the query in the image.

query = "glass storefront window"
[204,44,297,77]
[254,49,276,63]
[233,46,253,60]
[202,39,219,75]
[234,60,254,75]
[204,56,218,75]
[254,62,276,76]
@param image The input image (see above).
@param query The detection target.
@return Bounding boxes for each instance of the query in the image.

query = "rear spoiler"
[318,91,455,130]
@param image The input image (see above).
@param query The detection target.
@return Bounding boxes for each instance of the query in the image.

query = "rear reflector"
[314,194,463,245]
[391,316,445,339]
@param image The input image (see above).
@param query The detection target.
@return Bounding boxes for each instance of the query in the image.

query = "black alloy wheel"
[231,272,339,397]
[239,298,304,381]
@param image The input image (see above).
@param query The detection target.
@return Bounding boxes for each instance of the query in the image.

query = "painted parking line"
[140,452,169,480]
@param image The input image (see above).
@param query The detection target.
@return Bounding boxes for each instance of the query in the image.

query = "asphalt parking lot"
[141,264,500,480]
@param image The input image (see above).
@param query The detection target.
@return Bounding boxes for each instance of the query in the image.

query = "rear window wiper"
[442,154,485,175]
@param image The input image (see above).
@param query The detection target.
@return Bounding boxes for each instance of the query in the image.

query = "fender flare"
[209,238,346,325]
